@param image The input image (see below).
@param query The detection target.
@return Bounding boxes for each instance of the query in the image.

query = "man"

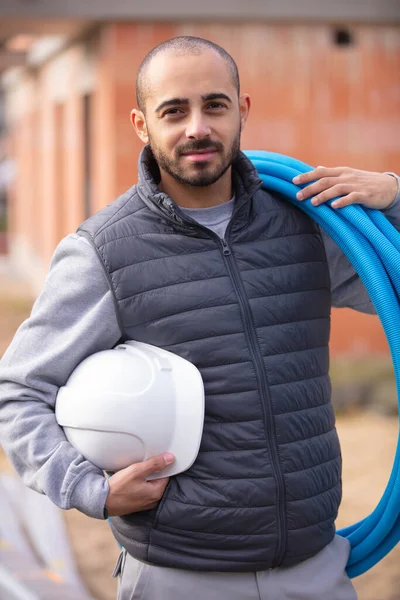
[0,36,399,600]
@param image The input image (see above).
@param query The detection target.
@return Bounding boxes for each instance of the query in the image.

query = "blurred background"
[0,1,399,599]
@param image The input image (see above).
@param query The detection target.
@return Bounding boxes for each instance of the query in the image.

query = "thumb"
[135,453,175,478]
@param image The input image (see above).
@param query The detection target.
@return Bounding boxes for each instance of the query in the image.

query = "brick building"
[0,1,399,355]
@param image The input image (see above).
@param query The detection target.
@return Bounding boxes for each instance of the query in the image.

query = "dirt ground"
[0,268,399,600]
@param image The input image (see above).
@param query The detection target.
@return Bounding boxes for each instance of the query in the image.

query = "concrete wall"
[4,21,400,354]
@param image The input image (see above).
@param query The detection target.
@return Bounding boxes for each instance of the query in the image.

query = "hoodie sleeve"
[0,233,122,519]
[322,173,400,314]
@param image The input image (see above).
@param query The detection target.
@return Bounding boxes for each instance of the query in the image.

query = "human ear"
[131,109,149,143]
[239,94,250,131]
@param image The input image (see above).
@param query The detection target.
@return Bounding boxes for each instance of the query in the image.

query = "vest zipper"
[221,239,231,256]
[219,236,287,568]
[146,186,288,563]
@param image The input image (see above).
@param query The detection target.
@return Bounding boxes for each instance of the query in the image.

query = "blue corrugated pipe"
[244,150,400,578]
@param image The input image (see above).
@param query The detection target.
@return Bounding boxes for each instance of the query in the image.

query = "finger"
[147,479,170,502]
[309,183,352,206]
[292,166,341,186]
[144,503,159,511]
[133,502,159,513]
[296,177,341,201]
[145,477,170,497]
[331,192,361,209]
[133,453,175,478]
[147,476,170,488]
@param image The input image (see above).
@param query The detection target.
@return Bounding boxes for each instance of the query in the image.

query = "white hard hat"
[55,341,205,479]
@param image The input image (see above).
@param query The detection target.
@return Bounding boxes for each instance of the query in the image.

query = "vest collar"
[136,145,262,229]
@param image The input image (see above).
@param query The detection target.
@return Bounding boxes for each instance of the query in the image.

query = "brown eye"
[207,103,225,110]
[164,108,183,116]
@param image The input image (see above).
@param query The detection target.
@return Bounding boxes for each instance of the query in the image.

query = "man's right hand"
[105,453,175,517]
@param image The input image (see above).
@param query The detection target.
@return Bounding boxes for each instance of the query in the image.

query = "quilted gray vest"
[78,147,341,572]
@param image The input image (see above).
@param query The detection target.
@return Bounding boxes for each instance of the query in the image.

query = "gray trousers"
[114,535,358,600]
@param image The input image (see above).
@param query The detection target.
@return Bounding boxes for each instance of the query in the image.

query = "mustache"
[177,140,224,155]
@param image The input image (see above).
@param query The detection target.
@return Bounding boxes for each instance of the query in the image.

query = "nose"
[185,113,211,140]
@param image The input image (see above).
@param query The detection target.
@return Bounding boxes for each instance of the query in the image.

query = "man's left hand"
[292,167,399,210]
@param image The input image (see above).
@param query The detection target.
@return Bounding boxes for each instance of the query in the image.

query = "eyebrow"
[154,92,232,114]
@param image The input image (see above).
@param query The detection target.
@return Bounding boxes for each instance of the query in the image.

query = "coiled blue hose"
[244,150,400,579]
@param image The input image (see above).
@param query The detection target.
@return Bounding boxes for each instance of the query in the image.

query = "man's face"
[136,50,248,187]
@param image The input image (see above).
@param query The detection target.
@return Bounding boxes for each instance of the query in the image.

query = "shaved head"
[130,35,250,203]
[136,36,240,114]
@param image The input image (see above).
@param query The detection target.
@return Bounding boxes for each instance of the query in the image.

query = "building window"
[333,27,355,47]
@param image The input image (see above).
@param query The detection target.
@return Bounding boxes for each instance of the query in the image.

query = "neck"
[159,166,233,209]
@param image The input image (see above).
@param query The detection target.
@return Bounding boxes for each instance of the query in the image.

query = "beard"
[147,127,241,188]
